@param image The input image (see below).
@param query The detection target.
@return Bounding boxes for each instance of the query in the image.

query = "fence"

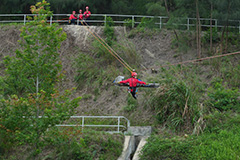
[56,116,130,134]
[0,14,240,32]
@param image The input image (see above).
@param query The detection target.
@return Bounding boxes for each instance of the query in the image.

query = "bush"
[137,17,155,29]
[123,94,138,112]
[124,18,134,28]
[45,128,124,160]
[203,28,219,44]
[145,66,201,130]
[207,80,239,111]
[220,61,240,88]
[141,126,240,160]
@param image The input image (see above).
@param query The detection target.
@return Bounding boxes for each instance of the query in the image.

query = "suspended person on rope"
[78,9,83,25]
[84,6,91,25]
[69,11,77,25]
[119,72,146,99]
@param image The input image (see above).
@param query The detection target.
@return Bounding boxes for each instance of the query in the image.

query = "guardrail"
[0,14,240,32]
[56,116,130,134]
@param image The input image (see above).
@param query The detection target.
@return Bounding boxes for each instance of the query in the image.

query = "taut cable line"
[81,20,133,73]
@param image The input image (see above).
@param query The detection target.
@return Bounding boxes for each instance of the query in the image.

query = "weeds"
[123,95,138,112]
[141,125,240,160]
[144,66,202,131]
[207,80,239,111]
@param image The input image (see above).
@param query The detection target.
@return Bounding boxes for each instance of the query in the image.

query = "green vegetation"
[123,95,138,112]
[141,60,239,159]
[140,112,240,160]
[0,0,240,159]
[207,80,239,111]
[0,1,82,157]
[44,128,124,160]
[0,127,124,160]
[74,16,140,95]
[144,65,204,130]
[0,1,124,159]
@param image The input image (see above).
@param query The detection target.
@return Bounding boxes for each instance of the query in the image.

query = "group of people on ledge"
[69,6,91,25]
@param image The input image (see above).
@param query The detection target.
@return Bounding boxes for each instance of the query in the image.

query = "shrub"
[103,17,115,46]
[141,125,240,160]
[145,66,200,130]
[220,61,240,88]
[203,28,219,44]
[45,128,124,160]
[124,18,134,28]
[137,17,155,29]
[207,80,239,111]
[123,95,138,112]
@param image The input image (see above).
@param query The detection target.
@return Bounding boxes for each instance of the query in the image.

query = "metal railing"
[0,13,240,32]
[56,115,130,134]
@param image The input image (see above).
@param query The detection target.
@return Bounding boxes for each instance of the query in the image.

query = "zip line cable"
[161,51,240,68]
[80,21,239,72]
[82,20,133,71]
[80,20,133,73]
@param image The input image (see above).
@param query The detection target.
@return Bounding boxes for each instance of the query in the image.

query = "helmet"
[131,72,137,77]
[72,11,76,14]
[86,6,89,9]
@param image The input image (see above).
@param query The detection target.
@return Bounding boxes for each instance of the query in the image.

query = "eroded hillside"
[2,25,238,127]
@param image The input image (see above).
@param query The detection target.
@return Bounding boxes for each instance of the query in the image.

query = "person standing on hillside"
[69,11,77,25]
[78,9,83,25]
[84,6,91,24]
[119,72,146,99]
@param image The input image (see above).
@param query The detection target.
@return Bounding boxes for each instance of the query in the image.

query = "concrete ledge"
[132,136,149,160]
[118,136,135,160]
[127,126,152,136]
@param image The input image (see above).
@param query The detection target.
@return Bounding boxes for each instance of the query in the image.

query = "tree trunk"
[210,2,213,53]
[220,26,226,54]
[196,0,201,58]
[224,0,231,53]
[164,0,179,41]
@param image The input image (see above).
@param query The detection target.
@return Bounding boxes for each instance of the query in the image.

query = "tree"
[213,0,240,53]
[4,0,66,97]
[1,0,81,154]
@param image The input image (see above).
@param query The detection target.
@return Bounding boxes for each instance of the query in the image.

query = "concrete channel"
[118,126,152,160]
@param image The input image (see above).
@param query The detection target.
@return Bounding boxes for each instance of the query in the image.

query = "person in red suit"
[120,72,146,99]
[78,9,83,25]
[69,11,77,25]
[84,6,91,25]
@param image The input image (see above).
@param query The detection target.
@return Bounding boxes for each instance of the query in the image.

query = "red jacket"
[79,14,83,20]
[84,11,91,19]
[69,14,77,20]
[120,78,146,87]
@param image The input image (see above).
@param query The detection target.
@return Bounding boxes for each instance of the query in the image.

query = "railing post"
[82,116,84,131]
[77,18,79,25]
[50,16,52,25]
[215,19,217,31]
[127,119,130,128]
[160,17,162,29]
[24,15,26,25]
[132,16,134,28]
[239,21,240,34]
[187,18,189,30]
[104,15,107,26]
[117,117,120,133]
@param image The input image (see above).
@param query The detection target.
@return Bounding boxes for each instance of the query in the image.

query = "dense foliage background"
[0,0,239,20]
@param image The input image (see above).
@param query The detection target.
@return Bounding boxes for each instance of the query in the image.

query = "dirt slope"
[0,25,195,122]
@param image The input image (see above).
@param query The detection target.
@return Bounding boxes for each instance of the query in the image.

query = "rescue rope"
[161,51,240,67]
[80,20,133,73]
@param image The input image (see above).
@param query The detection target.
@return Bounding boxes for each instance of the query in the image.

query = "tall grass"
[144,65,203,131]
[140,112,240,160]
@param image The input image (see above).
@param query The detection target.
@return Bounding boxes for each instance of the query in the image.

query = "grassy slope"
[0,24,240,159]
